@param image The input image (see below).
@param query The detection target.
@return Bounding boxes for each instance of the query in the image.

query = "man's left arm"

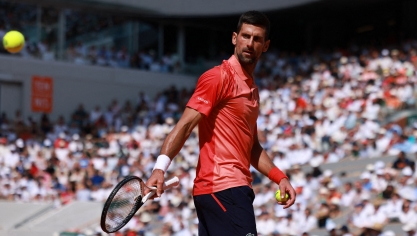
[250,129,296,209]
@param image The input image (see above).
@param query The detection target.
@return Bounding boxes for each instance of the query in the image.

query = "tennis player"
[145,11,296,235]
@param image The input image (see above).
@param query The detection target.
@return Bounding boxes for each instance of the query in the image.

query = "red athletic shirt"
[186,55,259,196]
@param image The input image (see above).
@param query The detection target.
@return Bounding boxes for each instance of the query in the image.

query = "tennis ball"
[275,190,289,203]
[3,31,25,53]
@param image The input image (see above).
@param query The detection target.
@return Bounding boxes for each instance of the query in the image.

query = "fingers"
[144,170,165,198]
[279,184,286,201]
[276,178,296,209]
[283,185,296,209]
[156,179,164,197]
[143,185,152,197]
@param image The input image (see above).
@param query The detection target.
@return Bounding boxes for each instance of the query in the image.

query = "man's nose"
[247,38,254,48]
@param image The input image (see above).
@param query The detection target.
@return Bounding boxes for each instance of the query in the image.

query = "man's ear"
[232,32,237,46]
[263,39,270,52]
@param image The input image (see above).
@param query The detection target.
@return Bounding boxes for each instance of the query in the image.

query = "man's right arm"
[145,107,202,196]
[159,107,202,158]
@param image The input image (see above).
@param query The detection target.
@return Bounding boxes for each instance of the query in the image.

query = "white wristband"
[153,154,172,172]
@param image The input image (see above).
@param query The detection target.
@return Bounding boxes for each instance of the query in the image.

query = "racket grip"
[163,176,180,190]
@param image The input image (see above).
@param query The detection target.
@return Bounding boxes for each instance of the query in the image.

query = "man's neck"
[241,64,255,78]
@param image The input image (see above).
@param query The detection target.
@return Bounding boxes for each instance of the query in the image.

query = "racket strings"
[105,179,143,232]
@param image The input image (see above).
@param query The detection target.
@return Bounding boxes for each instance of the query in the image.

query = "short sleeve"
[186,66,223,116]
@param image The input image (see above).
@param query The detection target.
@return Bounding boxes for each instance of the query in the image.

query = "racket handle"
[142,176,180,202]
[163,176,180,190]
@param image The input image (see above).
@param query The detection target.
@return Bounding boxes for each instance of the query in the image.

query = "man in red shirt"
[145,11,296,235]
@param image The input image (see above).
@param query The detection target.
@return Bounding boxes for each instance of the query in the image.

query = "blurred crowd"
[3,24,417,235]
[64,43,182,73]
[0,1,128,45]
[0,34,183,74]
[0,2,183,74]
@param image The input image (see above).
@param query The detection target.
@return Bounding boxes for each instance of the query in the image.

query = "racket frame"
[100,175,179,233]
[100,176,145,233]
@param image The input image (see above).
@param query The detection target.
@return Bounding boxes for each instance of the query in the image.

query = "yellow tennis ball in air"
[3,31,25,53]
[275,190,289,203]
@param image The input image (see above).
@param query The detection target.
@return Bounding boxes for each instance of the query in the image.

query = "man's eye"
[254,36,264,42]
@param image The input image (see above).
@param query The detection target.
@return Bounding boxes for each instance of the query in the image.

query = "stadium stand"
[1,40,417,235]
[1,0,417,235]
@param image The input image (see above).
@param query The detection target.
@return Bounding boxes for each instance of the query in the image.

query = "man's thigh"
[193,186,257,236]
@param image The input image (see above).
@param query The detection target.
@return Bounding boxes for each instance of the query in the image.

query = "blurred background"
[1,0,417,235]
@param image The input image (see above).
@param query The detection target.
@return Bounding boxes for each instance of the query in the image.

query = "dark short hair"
[236,11,270,40]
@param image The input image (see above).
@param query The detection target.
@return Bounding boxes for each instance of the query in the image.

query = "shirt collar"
[228,55,253,81]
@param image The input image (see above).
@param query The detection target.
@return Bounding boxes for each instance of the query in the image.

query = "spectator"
[369,199,388,227]
[256,211,275,235]
[72,104,88,129]
[398,200,417,225]
[339,225,353,236]
[385,192,403,221]
[90,169,105,187]
[392,151,414,170]
[75,182,91,201]
[316,202,330,228]
[360,171,373,192]
[299,208,317,233]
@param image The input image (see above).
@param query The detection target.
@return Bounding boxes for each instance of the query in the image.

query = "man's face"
[344,184,351,191]
[232,23,270,65]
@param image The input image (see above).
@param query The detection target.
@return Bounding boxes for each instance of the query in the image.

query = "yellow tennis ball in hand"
[275,190,289,203]
[3,31,25,53]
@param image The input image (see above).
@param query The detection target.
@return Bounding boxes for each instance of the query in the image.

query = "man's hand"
[278,178,296,209]
[144,169,165,198]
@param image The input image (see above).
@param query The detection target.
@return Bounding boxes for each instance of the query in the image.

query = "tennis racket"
[100,175,179,233]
